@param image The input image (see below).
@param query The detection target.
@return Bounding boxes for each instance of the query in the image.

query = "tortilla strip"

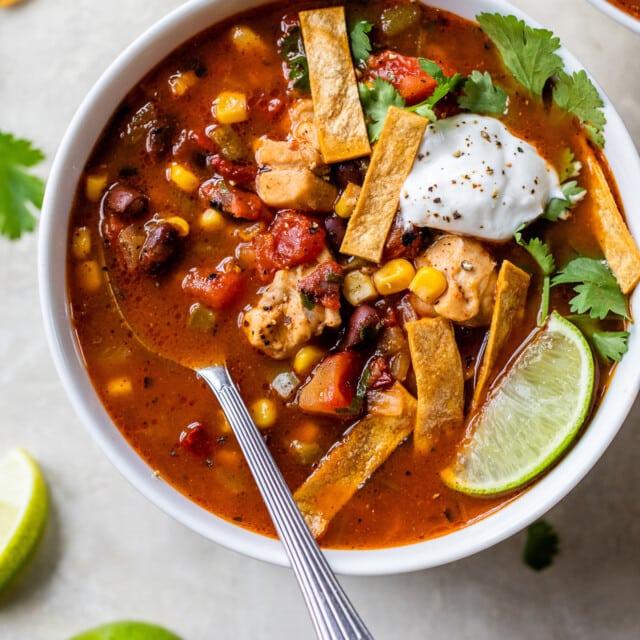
[299,7,371,163]
[405,317,464,454]
[584,150,640,294]
[472,260,530,408]
[294,383,416,538]
[340,106,427,262]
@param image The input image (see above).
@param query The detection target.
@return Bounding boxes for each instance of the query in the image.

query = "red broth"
[66,0,626,549]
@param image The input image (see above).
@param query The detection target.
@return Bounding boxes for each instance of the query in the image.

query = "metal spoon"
[100,234,374,639]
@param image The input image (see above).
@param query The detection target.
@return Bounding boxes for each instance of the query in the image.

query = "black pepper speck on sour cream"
[399,114,564,241]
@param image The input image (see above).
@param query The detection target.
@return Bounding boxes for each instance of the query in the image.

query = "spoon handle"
[198,365,374,640]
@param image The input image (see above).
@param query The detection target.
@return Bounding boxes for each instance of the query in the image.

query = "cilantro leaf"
[349,20,373,65]
[515,229,555,323]
[477,13,563,97]
[552,257,628,319]
[590,330,629,363]
[543,180,586,222]
[279,26,309,92]
[524,520,559,571]
[416,58,463,108]
[553,70,606,148]
[515,230,555,276]
[558,148,582,182]
[0,132,45,240]
[457,70,508,114]
[358,78,406,141]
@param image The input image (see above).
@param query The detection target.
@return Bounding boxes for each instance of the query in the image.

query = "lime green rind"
[69,620,184,640]
[442,312,595,496]
[0,449,48,594]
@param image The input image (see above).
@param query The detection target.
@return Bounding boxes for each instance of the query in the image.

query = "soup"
[66,0,639,549]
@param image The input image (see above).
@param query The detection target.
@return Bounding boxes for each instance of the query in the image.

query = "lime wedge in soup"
[70,621,183,640]
[0,448,48,593]
[442,312,595,495]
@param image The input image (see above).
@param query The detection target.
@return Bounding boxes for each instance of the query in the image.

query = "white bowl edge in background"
[586,0,640,34]
[38,0,640,576]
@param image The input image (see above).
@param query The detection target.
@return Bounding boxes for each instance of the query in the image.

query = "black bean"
[342,305,381,350]
[324,215,347,252]
[102,183,149,220]
[139,222,179,274]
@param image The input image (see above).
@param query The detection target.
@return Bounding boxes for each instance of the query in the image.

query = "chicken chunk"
[254,99,337,212]
[415,235,497,326]
[242,262,342,359]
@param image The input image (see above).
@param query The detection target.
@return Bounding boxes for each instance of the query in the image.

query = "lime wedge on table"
[70,621,183,640]
[0,448,48,593]
[442,312,595,495]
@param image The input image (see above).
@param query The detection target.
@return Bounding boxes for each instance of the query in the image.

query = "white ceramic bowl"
[587,0,640,33]
[39,0,640,575]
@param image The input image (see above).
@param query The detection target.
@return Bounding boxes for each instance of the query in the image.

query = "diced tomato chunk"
[179,421,212,457]
[366,51,454,105]
[209,155,258,187]
[254,210,326,280]
[200,178,271,221]
[298,351,363,416]
[182,265,244,309]
[298,261,344,310]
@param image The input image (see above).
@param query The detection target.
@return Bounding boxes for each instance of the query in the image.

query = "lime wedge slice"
[0,448,48,593]
[70,621,183,640]
[442,312,595,495]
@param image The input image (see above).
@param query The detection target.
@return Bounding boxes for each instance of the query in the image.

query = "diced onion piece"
[342,270,378,306]
[271,371,300,399]
[367,385,406,416]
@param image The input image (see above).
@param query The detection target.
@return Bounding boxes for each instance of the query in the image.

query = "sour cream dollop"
[399,114,564,241]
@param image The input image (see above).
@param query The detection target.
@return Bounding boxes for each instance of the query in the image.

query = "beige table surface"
[1,1,639,638]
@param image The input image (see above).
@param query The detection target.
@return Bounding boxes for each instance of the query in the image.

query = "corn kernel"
[200,207,226,231]
[85,173,108,202]
[76,260,103,292]
[229,25,269,56]
[342,270,378,306]
[373,259,416,295]
[164,216,190,237]
[214,91,248,124]
[293,345,325,377]
[334,182,361,219]
[105,376,133,396]
[168,70,199,97]
[409,266,448,303]
[71,226,92,260]
[250,398,277,429]
[168,162,199,193]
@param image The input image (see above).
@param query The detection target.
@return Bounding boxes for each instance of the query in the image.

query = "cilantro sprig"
[358,60,504,142]
[349,19,373,65]
[515,228,555,324]
[0,132,46,240]
[552,257,629,320]
[279,26,309,92]
[477,13,606,147]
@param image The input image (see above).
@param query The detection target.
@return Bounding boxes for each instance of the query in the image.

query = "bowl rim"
[586,0,640,34]
[39,0,640,576]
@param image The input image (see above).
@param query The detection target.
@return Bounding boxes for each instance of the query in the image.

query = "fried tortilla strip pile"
[584,151,640,294]
[406,317,464,454]
[340,106,427,262]
[472,260,530,408]
[299,7,371,163]
[294,383,416,538]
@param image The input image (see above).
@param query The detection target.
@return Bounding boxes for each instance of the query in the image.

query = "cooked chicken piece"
[254,99,337,212]
[254,138,324,171]
[242,261,342,359]
[415,235,497,326]
[256,168,337,212]
[289,98,320,149]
